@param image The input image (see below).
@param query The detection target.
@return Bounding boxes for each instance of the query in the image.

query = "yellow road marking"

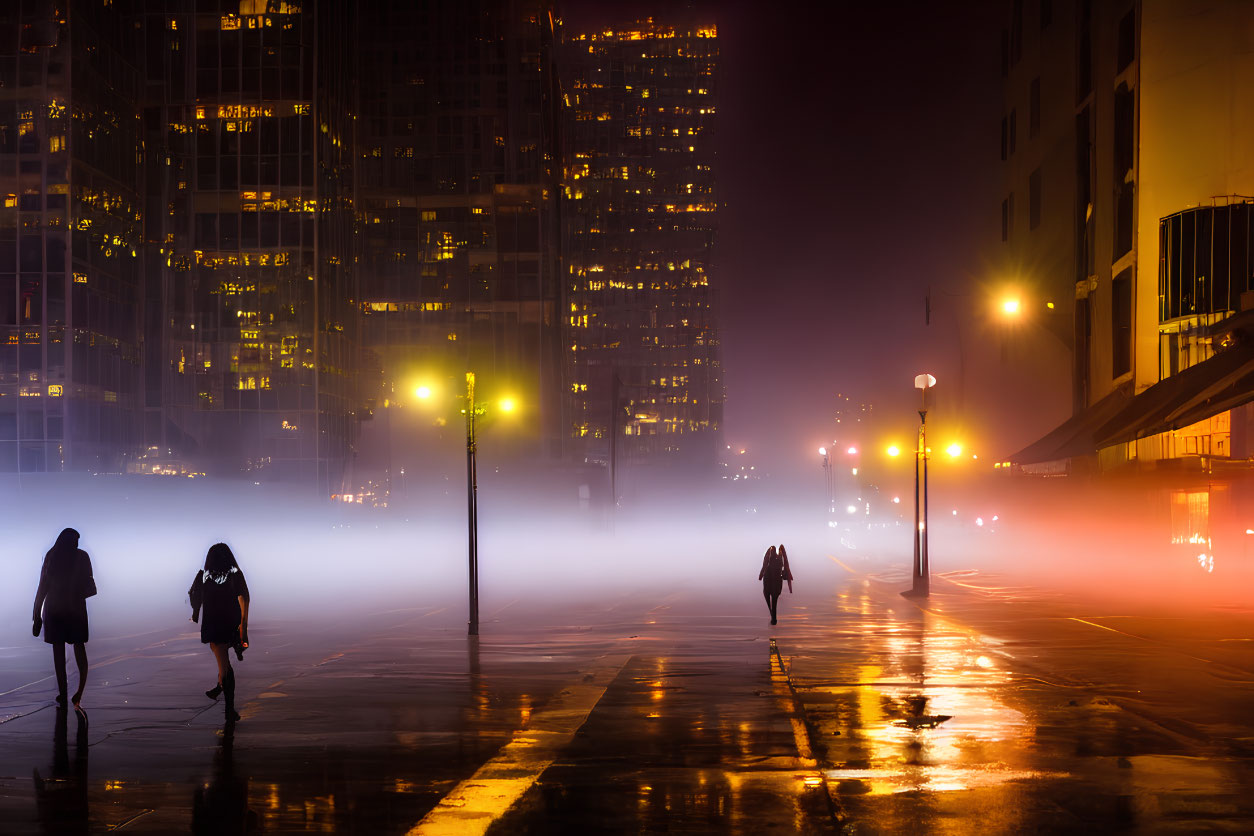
[407,655,631,835]
[826,555,858,574]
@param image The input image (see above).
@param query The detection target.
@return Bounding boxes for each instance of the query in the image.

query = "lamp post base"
[901,582,930,599]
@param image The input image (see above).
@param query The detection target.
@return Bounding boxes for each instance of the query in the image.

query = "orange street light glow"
[886,444,901,457]
[414,385,431,399]
[946,443,962,457]
[1002,298,1021,316]
[499,397,516,413]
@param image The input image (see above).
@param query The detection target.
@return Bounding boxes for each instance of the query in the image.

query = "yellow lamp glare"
[499,397,516,413]
[886,444,901,457]
[1002,298,1021,316]
[946,443,962,457]
[414,385,431,399]
[1046,301,1056,309]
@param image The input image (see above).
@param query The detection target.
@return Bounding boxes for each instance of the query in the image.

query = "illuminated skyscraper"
[355,1,564,471]
[562,19,723,472]
[134,1,358,489]
[0,2,145,474]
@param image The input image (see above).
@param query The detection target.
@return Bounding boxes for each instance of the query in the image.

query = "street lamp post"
[465,371,480,636]
[818,446,833,515]
[906,373,936,598]
[417,373,514,637]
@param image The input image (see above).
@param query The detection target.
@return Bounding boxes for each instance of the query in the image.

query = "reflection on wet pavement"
[1,571,1252,833]
[34,707,89,835]
[0,602,630,834]
[784,573,1254,833]
[487,645,834,834]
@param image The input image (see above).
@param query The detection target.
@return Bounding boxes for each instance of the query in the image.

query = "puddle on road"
[790,585,1254,830]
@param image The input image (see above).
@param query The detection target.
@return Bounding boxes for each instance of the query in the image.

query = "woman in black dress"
[758,544,793,625]
[32,528,97,707]
[189,543,249,723]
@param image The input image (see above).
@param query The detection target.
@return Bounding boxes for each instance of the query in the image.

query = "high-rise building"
[0,1,145,474]
[561,18,723,474]
[1003,0,1254,472]
[354,0,564,476]
[134,1,358,489]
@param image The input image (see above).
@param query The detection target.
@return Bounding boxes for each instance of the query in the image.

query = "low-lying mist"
[4,468,1251,648]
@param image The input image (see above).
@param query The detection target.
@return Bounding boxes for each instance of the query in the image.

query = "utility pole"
[465,371,479,636]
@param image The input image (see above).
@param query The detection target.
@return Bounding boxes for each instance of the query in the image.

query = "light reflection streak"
[811,591,1042,804]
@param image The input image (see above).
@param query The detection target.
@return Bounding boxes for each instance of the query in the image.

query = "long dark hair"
[45,527,80,570]
[204,542,238,577]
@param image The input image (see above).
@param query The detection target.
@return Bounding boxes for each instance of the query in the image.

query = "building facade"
[1,3,730,489]
[1004,0,1254,471]
[561,18,723,473]
[0,0,145,474]
[135,0,358,489]
[354,0,563,476]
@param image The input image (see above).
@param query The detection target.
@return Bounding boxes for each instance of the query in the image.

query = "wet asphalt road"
[1,554,1252,834]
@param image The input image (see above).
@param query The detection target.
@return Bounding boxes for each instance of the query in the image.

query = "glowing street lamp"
[1001,298,1021,317]
[945,442,963,457]
[886,444,901,457]
[905,373,936,598]
[458,372,516,636]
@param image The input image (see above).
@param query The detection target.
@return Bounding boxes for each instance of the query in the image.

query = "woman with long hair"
[32,528,97,707]
[189,543,249,723]
[757,544,794,625]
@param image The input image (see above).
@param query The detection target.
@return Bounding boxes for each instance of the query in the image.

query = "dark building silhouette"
[0,1,145,474]
[561,18,723,473]
[0,3,729,489]
[133,1,358,490]
[354,0,564,479]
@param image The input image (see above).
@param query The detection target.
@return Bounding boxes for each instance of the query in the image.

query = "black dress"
[36,550,96,645]
[760,553,792,597]
[189,568,247,645]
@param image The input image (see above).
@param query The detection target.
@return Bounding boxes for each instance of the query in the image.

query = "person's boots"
[223,667,240,723]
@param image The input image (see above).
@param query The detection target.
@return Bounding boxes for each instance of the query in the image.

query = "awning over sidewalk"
[1008,387,1130,465]
[1012,342,1254,466]
[1094,342,1254,446]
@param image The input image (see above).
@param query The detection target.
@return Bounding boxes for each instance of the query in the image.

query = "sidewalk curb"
[770,638,844,828]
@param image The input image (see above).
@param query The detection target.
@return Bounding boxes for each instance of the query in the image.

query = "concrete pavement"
[1,554,1252,833]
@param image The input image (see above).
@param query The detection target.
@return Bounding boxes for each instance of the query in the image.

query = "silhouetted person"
[33,706,89,834]
[32,528,96,707]
[758,544,793,625]
[189,543,249,723]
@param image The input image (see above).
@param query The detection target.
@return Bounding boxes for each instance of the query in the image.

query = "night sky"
[564,1,1055,477]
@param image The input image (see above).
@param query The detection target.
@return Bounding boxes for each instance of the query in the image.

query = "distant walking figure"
[758,544,793,625]
[31,528,97,707]
[189,544,249,723]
